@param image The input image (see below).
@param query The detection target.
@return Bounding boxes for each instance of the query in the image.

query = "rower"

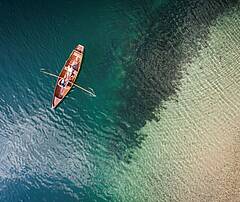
[60,78,66,87]
[59,76,68,97]
[59,75,68,87]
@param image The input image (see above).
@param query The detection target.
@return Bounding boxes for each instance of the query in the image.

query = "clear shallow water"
[108,7,240,201]
[0,0,240,201]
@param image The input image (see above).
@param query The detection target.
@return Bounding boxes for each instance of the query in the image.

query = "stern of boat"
[75,44,84,53]
[52,96,62,109]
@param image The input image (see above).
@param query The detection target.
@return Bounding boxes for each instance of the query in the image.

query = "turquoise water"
[0,0,240,201]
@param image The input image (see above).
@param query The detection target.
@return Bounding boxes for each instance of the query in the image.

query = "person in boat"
[71,63,77,71]
[60,77,67,87]
[59,75,68,97]
[59,75,68,87]
[66,65,74,80]
[72,57,79,71]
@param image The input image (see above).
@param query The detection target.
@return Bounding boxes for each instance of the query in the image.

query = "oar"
[40,68,96,97]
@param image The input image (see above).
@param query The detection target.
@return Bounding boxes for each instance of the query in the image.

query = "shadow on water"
[112,0,239,161]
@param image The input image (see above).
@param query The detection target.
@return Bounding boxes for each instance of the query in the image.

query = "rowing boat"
[52,44,84,109]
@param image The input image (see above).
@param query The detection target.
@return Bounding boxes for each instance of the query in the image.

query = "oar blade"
[88,87,96,97]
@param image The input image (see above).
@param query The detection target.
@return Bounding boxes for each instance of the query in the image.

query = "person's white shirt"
[67,65,73,78]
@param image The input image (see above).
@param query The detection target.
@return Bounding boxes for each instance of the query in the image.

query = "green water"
[0,0,239,201]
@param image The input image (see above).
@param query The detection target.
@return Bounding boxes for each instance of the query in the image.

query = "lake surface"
[0,0,239,201]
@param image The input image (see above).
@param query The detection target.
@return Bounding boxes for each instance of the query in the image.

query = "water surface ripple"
[0,0,240,201]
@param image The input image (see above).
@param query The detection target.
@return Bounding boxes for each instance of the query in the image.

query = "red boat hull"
[52,44,84,109]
